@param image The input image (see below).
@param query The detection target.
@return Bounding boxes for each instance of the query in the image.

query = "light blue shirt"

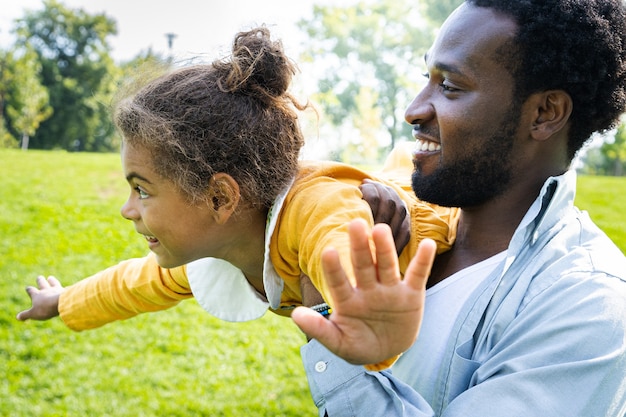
[302,170,626,416]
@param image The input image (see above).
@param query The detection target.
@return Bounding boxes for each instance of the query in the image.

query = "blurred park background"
[1,0,625,416]
[2,0,623,171]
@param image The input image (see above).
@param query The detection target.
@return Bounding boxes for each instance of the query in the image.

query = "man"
[291,0,626,415]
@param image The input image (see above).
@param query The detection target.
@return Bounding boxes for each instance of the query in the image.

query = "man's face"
[407,4,522,208]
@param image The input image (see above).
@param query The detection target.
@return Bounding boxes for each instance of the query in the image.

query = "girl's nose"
[120,198,139,221]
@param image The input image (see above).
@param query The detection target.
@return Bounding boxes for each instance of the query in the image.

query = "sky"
[0,0,355,63]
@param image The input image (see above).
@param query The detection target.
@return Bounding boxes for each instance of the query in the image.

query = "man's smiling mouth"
[415,138,441,152]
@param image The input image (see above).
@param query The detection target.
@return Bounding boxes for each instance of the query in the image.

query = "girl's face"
[120,143,218,268]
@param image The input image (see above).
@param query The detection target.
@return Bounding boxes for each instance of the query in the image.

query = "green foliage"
[421,0,464,25]
[5,45,53,149]
[298,0,462,163]
[0,50,18,148]
[300,0,426,154]
[0,150,314,416]
[14,0,119,152]
[580,123,626,176]
[598,123,626,176]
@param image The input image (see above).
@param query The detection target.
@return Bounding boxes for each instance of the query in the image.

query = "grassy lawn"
[1,150,315,416]
[1,149,624,417]
[574,175,626,252]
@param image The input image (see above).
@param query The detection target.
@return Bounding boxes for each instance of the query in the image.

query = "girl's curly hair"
[114,27,307,209]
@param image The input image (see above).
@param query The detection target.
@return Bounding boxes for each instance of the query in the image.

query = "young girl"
[17,27,458,370]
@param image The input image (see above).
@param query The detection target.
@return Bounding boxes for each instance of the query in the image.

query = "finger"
[291,306,337,341]
[37,275,51,289]
[320,247,356,306]
[371,223,402,286]
[16,308,32,321]
[395,225,411,255]
[404,238,437,291]
[388,201,407,237]
[24,285,38,298]
[359,182,383,221]
[348,219,379,290]
[372,185,395,224]
[16,286,36,321]
[47,276,61,287]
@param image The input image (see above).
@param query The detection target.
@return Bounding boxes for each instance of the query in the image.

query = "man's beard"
[411,111,518,208]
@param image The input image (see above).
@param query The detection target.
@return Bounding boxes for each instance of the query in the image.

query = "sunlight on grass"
[575,175,626,253]
[1,150,315,417]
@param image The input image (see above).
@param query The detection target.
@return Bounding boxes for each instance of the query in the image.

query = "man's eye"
[440,82,459,93]
[135,187,149,199]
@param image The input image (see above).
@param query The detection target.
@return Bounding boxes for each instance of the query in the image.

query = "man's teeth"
[416,139,441,152]
[144,235,157,241]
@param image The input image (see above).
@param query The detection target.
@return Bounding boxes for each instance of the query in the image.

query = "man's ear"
[530,90,573,141]
[207,173,240,223]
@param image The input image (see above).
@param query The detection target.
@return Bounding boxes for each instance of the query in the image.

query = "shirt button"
[314,361,327,373]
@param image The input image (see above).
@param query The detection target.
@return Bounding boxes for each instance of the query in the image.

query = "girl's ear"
[207,173,240,224]
[530,90,573,141]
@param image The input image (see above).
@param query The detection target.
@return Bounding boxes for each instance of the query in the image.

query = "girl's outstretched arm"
[291,219,435,365]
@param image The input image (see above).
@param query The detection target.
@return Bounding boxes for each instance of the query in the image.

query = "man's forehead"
[425,4,517,70]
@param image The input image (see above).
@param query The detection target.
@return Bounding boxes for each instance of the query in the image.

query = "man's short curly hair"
[468,0,626,160]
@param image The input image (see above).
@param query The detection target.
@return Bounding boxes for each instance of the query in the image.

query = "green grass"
[575,174,626,252]
[0,150,315,417]
[1,150,625,417]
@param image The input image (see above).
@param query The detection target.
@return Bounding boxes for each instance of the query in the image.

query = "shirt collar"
[508,170,576,254]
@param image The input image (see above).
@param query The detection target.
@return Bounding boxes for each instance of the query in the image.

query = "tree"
[14,0,118,151]
[421,0,464,24]
[5,45,53,150]
[0,49,18,148]
[580,122,626,176]
[599,122,626,176]
[298,0,462,163]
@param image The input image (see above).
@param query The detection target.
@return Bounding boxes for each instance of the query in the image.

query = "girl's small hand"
[16,275,64,321]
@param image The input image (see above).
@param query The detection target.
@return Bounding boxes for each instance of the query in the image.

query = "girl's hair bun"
[214,26,297,103]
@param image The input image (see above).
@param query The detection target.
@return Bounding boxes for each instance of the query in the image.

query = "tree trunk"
[21,132,29,150]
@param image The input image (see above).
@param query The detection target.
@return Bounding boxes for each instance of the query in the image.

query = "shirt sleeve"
[301,340,434,417]
[58,253,193,331]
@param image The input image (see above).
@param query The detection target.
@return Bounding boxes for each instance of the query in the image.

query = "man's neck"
[427,192,535,288]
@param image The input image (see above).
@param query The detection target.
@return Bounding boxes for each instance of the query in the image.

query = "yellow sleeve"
[58,253,193,331]
[272,162,375,308]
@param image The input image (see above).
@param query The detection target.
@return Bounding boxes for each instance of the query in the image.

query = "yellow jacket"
[59,160,459,369]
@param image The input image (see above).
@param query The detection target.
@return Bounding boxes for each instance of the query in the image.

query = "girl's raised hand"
[16,275,64,321]
[291,219,435,365]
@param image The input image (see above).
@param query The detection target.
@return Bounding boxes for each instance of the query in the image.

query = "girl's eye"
[135,186,149,200]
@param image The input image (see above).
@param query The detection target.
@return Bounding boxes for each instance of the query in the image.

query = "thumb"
[404,238,436,291]
[16,286,37,321]
[16,309,32,321]
[292,306,339,343]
